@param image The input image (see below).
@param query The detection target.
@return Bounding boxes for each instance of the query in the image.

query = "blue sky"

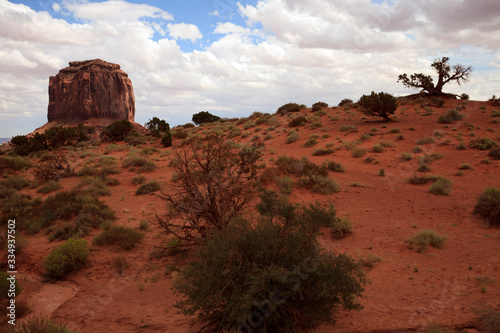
[1,0,499,137]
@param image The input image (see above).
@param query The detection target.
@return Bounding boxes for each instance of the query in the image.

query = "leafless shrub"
[155,135,261,246]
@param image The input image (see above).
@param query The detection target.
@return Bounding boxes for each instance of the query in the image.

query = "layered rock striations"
[48,59,135,122]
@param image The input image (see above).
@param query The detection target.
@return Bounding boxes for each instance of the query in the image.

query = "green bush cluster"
[429,177,452,195]
[276,102,305,115]
[474,187,500,227]
[406,229,447,252]
[10,124,94,155]
[174,191,364,331]
[358,91,398,121]
[275,155,328,178]
[488,147,500,160]
[0,175,30,190]
[312,148,334,156]
[288,115,307,127]
[37,180,63,194]
[43,189,116,239]
[101,120,134,141]
[93,225,143,249]
[469,137,498,150]
[124,132,146,146]
[44,238,89,279]
[326,161,345,173]
[437,108,465,123]
[274,156,340,194]
[145,116,170,132]
[312,101,328,112]
[0,155,32,171]
[285,130,299,144]
[136,180,161,195]
[122,155,157,172]
[416,137,435,145]
[192,111,221,125]
[338,98,353,107]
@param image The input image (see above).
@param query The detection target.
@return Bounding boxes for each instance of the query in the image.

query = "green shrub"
[136,180,161,195]
[338,98,353,107]
[275,176,294,195]
[400,152,413,161]
[42,189,116,239]
[417,163,431,172]
[0,155,32,171]
[145,117,170,132]
[285,130,299,144]
[408,175,432,185]
[358,91,397,121]
[340,125,357,132]
[311,176,341,194]
[101,120,134,141]
[93,225,143,249]
[312,148,334,156]
[469,137,498,150]
[162,129,173,147]
[379,140,396,147]
[124,132,146,146]
[104,143,127,154]
[44,238,89,279]
[412,146,423,153]
[276,102,304,115]
[406,229,447,252]
[330,217,353,239]
[173,211,365,331]
[487,147,500,159]
[288,115,307,127]
[275,155,328,178]
[429,177,452,195]
[37,180,63,194]
[0,316,76,333]
[438,108,465,123]
[312,101,328,112]
[456,142,467,150]
[0,175,30,190]
[192,111,221,125]
[474,187,500,227]
[78,177,110,196]
[372,144,384,153]
[352,147,367,158]
[132,175,147,185]
[416,137,435,145]
[327,161,345,173]
[458,163,473,170]
[304,135,319,147]
[431,97,445,108]
[122,156,157,172]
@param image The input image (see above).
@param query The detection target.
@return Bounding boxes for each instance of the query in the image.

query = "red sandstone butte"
[47,59,135,122]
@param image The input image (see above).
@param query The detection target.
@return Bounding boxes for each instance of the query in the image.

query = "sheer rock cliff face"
[47,59,135,122]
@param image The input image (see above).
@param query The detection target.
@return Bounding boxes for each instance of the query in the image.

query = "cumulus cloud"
[167,23,202,42]
[0,0,499,138]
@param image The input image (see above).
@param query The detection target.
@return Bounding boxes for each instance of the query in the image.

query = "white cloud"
[61,0,173,22]
[167,23,202,42]
[208,10,219,17]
